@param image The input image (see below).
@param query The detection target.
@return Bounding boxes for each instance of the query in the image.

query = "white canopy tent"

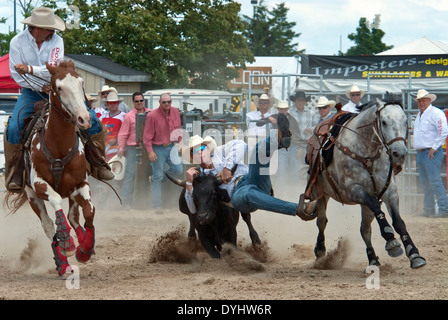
[377,37,448,55]
[298,37,448,95]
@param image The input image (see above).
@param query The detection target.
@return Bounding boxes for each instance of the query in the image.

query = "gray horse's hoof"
[385,239,403,257]
[409,253,426,269]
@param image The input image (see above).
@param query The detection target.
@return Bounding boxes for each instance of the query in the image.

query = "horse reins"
[333,103,407,201]
[17,72,89,192]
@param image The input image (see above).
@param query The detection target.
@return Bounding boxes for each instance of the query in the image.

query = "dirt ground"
[0,176,447,301]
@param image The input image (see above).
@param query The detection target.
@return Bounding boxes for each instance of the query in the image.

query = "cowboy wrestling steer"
[167,168,240,259]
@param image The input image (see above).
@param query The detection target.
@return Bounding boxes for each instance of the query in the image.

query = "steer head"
[166,164,238,225]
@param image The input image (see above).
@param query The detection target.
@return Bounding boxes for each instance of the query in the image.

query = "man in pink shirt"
[143,93,183,211]
[118,92,152,209]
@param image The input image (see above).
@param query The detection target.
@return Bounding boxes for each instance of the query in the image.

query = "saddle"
[20,100,83,192]
[299,105,355,215]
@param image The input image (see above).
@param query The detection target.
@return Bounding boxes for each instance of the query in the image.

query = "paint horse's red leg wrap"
[75,226,95,263]
[55,209,76,256]
[51,236,71,276]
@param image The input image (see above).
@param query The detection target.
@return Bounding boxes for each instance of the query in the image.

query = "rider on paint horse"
[5,7,113,192]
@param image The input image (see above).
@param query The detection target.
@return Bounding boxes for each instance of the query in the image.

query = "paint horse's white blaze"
[308,94,426,270]
[55,74,91,130]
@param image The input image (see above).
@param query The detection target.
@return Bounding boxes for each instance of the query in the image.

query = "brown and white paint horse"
[5,60,96,276]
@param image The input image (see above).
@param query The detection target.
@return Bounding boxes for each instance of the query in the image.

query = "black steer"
[166,167,261,258]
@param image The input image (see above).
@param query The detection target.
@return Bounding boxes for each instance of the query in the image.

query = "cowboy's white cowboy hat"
[414,89,437,102]
[106,91,123,103]
[276,100,290,109]
[21,7,66,32]
[254,94,276,108]
[108,155,126,181]
[345,85,365,99]
[314,96,336,108]
[98,85,113,98]
[181,135,217,163]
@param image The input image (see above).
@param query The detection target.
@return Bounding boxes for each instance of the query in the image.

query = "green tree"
[342,17,393,56]
[243,0,302,56]
[42,0,254,90]
[0,0,36,55]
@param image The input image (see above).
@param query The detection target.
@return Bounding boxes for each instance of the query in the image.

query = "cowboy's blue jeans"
[150,143,183,208]
[416,147,448,215]
[7,88,101,144]
[231,135,298,216]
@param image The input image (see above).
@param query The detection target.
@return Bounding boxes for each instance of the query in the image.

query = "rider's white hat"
[21,7,65,32]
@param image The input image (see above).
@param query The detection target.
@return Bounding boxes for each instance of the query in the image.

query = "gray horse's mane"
[360,91,402,113]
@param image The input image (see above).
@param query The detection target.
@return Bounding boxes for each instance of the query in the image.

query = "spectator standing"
[100,91,126,161]
[341,85,364,114]
[117,92,152,209]
[288,91,319,179]
[413,89,448,217]
[98,85,131,113]
[315,96,336,124]
[268,100,302,187]
[143,93,183,212]
[246,94,275,137]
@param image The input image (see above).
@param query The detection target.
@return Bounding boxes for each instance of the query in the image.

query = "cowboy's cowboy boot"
[3,130,25,193]
[83,128,114,181]
[276,113,292,149]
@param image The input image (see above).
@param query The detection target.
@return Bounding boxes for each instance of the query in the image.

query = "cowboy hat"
[106,91,123,103]
[85,93,98,103]
[108,155,126,181]
[414,89,437,102]
[98,85,113,97]
[21,7,65,32]
[314,96,336,108]
[345,85,365,99]
[254,94,276,108]
[276,100,290,109]
[181,135,217,163]
[289,90,310,102]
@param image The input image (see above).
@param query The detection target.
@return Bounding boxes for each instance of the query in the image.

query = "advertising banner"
[302,54,448,79]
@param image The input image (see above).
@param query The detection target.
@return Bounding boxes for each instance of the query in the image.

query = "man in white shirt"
[413,89,448,217]
[5,7,113,192]
[315,96,336,124]
[182,135,249,214]
[182,114,302,218]
[341,85,364,114]
[246,94,274,136]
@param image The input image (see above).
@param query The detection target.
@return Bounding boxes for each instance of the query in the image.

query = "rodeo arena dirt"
[1,173,448,303]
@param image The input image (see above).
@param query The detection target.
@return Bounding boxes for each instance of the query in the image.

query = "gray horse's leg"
[314,198,328,259]
[384,196,426,269]
[360,205,380,266]
[349,185,403,258]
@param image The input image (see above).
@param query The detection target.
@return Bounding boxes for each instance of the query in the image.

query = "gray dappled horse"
[303,94,426,269]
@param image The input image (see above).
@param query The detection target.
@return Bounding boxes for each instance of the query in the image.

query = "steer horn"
[165,173,186,188]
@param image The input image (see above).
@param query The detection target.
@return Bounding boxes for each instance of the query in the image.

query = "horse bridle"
[19,72,90,192]
[335,102,407,200]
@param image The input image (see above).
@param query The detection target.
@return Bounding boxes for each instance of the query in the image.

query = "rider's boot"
[3,133,24,193]
[84,128,114,181]
[277,113,292,149]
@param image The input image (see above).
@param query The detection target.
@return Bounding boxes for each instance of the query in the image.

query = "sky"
[1,0,448,55]
[236,0,448,55]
